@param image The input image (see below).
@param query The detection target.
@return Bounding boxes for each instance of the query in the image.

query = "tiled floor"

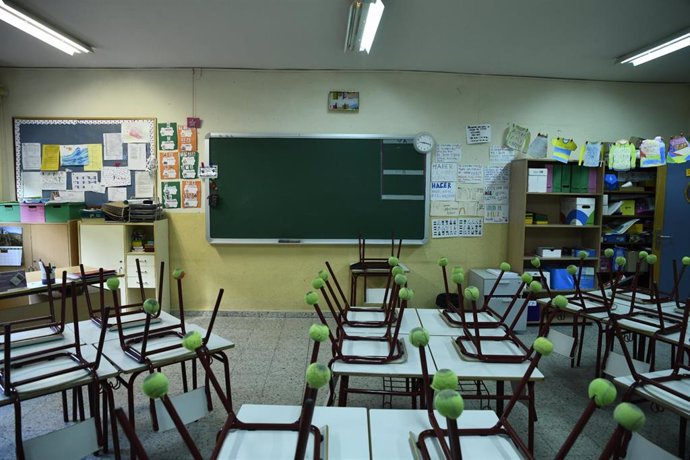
[0,311,684,459]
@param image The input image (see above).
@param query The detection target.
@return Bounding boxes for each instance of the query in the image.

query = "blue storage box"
[573,248,596,258]
[549,267,594,290]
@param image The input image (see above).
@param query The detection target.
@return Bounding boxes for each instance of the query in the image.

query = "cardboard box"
[620,199,635,216]
[537,247,562,257]
[561,197,596,225]
[528,168,548,192]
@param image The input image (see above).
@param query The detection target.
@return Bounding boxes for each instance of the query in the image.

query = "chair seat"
[454,337,525,360]
[9,352,94,397]
[417,433,523,460]
[345,310,387,322]
[445,311,499,324]
[216,427,324,459]
[0,327,62,349]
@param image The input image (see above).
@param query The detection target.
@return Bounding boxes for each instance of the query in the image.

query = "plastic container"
[0,202,21,222]
[20,203,45,223]
[45,202,85,222]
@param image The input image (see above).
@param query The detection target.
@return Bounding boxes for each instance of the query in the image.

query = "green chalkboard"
[206,135,429,244]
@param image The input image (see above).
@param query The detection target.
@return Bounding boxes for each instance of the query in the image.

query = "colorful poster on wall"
[83,144,104,171]
[59,144,90,166]
[158,122,178,151]
[182,180,201,208]
[178,126,197,151]
[41,145,60,170]
[180,151,199,179]
[159,151,179,180]
[163,181,180,209]
[122,120,152,144]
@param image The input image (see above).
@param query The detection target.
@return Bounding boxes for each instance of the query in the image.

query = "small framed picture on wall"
[328,91,359,112]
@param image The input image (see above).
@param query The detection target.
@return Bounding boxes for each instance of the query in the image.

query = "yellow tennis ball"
[311,278,325,289]
[305,363,331,389]
[463,286,479,301]
[530,257,541,268]
[305,291,319,305]
[106,277,120,290]
[533,337,553,356]
[588,378,617,407]
[392,265,404,276]
[645,254,657,265]
[521,273,533,284]
[142,372,169,399]
[409,327,430,348]
[604,248,614,258]
[172,268,185,280]
[500,262,511,272]
[318,270,329,281]
[388,256,399,267]
[567,265,578,275]
[553,295,568,309]
[578,250,588,260]
[308,324,329,342]
[451,271,464,284]
[638,251,649,260]
[529,281,542,294]
[143,298,160,315]
[182,331,203,351]
[434,389,464,420]
[394,274,408,286]
[615,256,626,267]
[437,257,448,267]
[683,256,690,266]
[431,369,458,391]
[613,403,646,432]
[399,287,414,301]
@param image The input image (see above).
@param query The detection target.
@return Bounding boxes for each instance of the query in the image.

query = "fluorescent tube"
[0,1,91,55]
[620,30,690,66]
[344,0,384,54]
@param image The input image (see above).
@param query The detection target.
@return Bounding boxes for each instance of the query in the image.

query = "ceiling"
[1,0,690,83]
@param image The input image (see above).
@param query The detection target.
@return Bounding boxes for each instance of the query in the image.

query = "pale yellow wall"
[0,68,688,311]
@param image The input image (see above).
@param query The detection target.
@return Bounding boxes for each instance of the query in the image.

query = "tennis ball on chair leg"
[388,256,399,267]
[172,268,185,280]
[305,291,319,305]
[308,324,329,342]
[409,327,430,348]
[463,286,479,301]
[588,378,617,407]
[683,256,690,266]
[182,330,203,351]
[311,277,325,289]
[305,363,331,389]
[499,262,511,272]
[106,277,120,290]
[431,369,458,391]
[434,389,464,419]
[142,372,169,399]
[437,257,448,267]
[143,298,160,315]
[613,403,646,432]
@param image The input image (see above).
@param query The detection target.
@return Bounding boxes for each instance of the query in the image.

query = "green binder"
[552,164,562,192]
[561,164,572,192]
[570,165,589,193]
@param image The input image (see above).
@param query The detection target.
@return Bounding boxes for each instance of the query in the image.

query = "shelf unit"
[601,166,663,286]
[509,158,604,286]
[79,219,169,310]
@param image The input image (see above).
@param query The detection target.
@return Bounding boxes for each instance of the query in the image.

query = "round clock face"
[413,132,435,154]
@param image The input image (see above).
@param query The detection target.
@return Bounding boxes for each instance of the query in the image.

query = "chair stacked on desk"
[0,270,115,460]
[438,258,560,364]
[112,322,334,460]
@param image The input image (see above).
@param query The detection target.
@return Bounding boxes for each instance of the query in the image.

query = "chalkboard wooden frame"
[205,133,431,245]
[13,117,157,206]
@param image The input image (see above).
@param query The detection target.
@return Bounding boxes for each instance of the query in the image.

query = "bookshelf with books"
[509,159,604,301]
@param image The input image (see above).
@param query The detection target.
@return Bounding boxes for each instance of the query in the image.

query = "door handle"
[658,234,672,240]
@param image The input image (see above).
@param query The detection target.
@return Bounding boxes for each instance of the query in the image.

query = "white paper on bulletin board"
[430,201,460,217]
[431,181,456,201]
[432,217,483,238]
[458,164,483,184]
[466,124,491,144]
[485,204,509,223]
[435,144,462,163]
[431,163,458,182]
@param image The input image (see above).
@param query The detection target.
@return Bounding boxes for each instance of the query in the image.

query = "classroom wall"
[0,68,689,311]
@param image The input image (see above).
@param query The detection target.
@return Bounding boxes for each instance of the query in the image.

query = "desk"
[0,265,105,301]
[102,323,234,428]
[331,333,430,407]
[614,369,690,457]
[215,404,370,460]
[369,408,520,460]
[427,335,544,452]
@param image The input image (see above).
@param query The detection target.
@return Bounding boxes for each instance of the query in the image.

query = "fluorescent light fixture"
[344,0,384,54]
[0,0,91,55]
[619,28,690,66]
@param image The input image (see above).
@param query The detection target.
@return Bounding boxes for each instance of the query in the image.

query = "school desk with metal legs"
[369,408,521,460]
[214,404,370,459]
[101,323,234,430]
[426,335,545,454]
[0,339,120,460]
[329,333,430,408]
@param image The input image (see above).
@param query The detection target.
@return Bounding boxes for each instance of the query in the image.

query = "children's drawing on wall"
[328,91,359,112]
